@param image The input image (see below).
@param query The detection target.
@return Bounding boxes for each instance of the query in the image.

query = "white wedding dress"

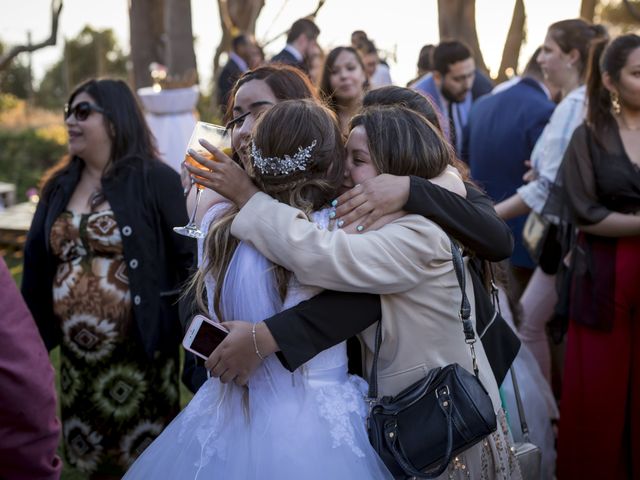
[124,204,392,479]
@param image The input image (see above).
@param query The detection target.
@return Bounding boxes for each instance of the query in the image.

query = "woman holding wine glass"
[21,78,195,477]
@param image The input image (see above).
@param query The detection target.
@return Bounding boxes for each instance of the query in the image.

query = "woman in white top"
[494,19,608,385]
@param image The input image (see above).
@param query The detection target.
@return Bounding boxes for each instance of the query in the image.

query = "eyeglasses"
[64,101,106,121]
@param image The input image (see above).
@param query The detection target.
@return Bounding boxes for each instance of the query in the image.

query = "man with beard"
[271,18,320,74]
[413,41,477,155]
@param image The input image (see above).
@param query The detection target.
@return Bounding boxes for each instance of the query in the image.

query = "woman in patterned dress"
[22,78,195,477]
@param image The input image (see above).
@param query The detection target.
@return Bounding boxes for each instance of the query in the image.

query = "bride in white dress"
[123,99,392,479]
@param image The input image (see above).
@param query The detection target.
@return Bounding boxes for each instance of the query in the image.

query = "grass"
[5,250,194,479]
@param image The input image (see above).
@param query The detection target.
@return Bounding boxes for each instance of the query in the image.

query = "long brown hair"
[586,34,640,134]
[547,19,608,80]
[41,78,159,197]
[194,100,344,320]
[350,105,452,179]
[319,46,367,113]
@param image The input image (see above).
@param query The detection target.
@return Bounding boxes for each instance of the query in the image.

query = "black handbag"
[366,239,497,479]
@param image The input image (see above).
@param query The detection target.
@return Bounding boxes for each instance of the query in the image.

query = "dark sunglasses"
[64,101,106,121]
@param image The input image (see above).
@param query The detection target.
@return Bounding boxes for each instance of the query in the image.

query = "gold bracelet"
[252,323,265,360]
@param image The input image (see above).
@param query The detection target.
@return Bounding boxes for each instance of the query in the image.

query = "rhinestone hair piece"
[251,140,317,176]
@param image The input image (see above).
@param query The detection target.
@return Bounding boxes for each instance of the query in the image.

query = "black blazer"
[270,49,307,73]
[217,58,244,112]
[21,156,196,358]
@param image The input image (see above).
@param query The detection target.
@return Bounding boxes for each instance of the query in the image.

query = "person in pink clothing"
[0,256,61,480]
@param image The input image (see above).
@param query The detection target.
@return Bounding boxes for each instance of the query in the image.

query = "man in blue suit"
[413,41,479,156]
[464,49,556,295]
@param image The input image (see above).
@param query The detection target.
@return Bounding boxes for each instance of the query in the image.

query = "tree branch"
[0,0,63,71]
[262,0,326,48]
[623,0,640,21]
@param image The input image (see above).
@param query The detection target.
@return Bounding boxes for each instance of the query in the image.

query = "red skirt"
[557,235,640,479]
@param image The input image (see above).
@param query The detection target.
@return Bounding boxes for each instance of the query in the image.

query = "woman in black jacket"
[21,78,195,477]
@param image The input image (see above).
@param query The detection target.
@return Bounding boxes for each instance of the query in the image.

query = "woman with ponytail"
[494,19,608,386]
[555,33,640,478]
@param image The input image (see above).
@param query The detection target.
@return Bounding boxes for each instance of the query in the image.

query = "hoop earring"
[611,91,621,115]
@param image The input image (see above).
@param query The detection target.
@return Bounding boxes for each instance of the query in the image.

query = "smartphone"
[182,314,229,360]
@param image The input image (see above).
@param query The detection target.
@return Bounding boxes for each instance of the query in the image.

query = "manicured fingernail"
[357,225,364,232]
[331,199,338,207]
[329,210,336,219]
[337,220,344,228]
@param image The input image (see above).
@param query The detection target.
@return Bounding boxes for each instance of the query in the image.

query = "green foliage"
[0,128,66,200]
[0,39,33,100]
[36,26,129,110]
[0,93,20,112]
[0,60,32,100]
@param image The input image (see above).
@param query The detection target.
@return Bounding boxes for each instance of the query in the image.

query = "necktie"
[447,101,457,154]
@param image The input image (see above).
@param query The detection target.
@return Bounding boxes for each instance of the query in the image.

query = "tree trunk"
[580,0,598,22]
[129,0,165,89]
[496,0,526,83]
[213,0,265,81]
[164,0,198,80]
[437,0,488,74]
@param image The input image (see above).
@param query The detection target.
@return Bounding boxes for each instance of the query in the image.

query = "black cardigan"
[21,157,196,358]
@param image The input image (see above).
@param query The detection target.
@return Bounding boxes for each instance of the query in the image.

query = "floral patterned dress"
[50,210,179,475]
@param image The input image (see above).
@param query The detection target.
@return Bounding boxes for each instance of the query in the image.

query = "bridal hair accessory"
[251,140,317,176]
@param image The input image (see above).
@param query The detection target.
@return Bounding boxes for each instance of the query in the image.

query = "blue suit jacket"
[465,77,555,268]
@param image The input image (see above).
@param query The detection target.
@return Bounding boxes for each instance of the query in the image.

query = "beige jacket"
[231,192,501,411]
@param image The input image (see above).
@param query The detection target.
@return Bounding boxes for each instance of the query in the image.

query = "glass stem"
[189,188,202,228]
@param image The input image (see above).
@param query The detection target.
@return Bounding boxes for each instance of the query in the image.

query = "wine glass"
[174,122,232,238]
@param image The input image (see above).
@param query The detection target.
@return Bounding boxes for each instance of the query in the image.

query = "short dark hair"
[358,39,377,56]
[433,41,472,76]
[523,47,544,79]
[417,44,435,72]
[232,34,250,51]
[287,18,320,44]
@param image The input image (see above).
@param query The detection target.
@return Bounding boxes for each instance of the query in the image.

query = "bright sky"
[0,0,582,90]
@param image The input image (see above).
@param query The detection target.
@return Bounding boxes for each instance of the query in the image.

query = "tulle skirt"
[123,356,392,479]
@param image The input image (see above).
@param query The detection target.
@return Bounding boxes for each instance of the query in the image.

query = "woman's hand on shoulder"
[334,174,410,232]
[184,139,259,208]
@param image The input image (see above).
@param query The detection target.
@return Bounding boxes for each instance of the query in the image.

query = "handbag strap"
[509,367,531,442]
[367,237,477,401]
[487,264,531,441]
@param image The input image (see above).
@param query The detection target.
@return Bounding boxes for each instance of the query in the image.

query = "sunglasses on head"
[64,101,106,121]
